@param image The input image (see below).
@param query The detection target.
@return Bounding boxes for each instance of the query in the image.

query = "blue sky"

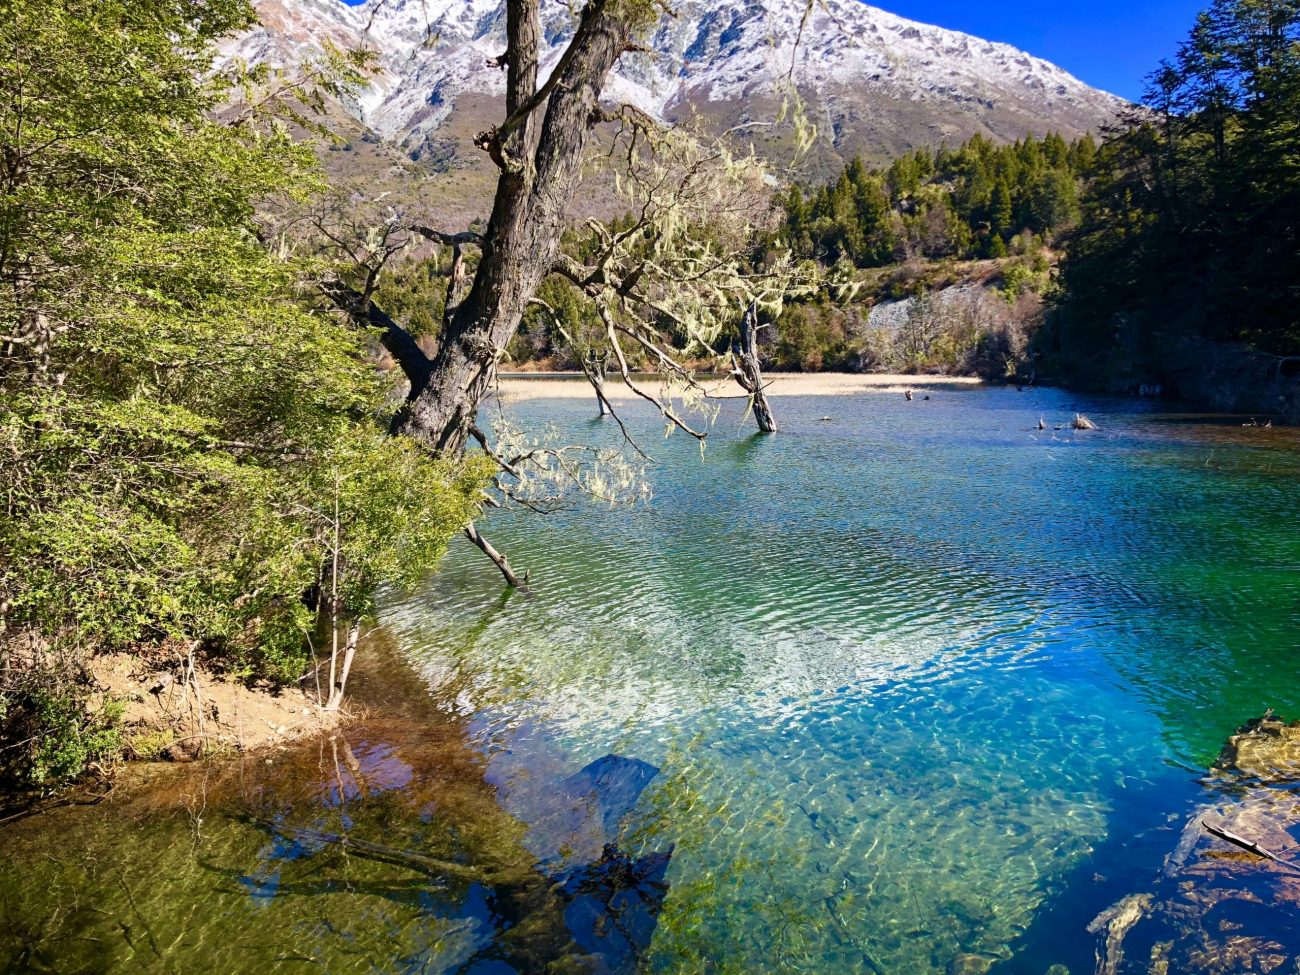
[879,0,1205,100]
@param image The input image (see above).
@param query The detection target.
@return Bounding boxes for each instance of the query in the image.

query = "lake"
[4,382,1299,974]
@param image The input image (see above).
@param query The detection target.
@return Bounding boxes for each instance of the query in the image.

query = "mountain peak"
[225,0,1125,171]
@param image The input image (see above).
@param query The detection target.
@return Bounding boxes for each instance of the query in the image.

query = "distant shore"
[494,372,982,402]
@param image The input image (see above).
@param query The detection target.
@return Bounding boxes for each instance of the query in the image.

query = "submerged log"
[1201,820,1300,874]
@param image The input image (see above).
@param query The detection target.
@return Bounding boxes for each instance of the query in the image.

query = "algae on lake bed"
[0,716,672,974]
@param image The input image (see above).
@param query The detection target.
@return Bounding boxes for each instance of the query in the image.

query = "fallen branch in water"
[253,817,522,886]
[1201,820,1300,874]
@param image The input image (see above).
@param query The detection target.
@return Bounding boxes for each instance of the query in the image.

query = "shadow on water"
[0,639,673,975]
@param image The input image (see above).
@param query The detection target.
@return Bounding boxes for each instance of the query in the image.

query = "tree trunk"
[325,620,360,711]
[393,0,637,457]
[733,300,778,433]
[590,350,609,416]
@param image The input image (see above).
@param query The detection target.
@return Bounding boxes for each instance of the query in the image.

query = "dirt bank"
[92,651,344,762]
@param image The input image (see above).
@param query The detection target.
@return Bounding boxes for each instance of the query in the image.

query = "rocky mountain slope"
[227,0,1127,176]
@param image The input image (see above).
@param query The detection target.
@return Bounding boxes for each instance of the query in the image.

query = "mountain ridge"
[225,0,1127,174]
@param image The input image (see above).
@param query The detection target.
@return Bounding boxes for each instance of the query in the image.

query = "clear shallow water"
[386,386,1300,973]
[3,384,1299,974]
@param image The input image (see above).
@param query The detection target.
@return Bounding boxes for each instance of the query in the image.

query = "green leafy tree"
[989,180,1015,238]
[783,133,1093,266]
[0,0,486,785]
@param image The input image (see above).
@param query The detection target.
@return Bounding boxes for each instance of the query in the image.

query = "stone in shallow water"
[513,754,663,868]
[947,952,996,974]
[1216,716,1300,781]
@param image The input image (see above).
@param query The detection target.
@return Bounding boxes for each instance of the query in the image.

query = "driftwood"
[1055,413,1100,431]
[1201,819,1300,874]
[464,520,529,592]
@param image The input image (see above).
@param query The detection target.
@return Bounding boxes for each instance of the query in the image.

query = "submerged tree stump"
[587,349,610,417]
[732,300,778,433]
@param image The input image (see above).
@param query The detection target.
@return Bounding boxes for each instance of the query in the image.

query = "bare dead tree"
[731,300,778,433]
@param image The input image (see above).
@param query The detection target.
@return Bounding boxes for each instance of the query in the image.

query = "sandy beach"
[493,372,982,402]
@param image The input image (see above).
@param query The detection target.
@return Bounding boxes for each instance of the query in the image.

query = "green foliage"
[0,0,487,785]
[999,261,1045,303]
[1053,0,1300,366]
[512,276,602,366]
[783,133,1091,267]
[27,693,124,786]
[770,302,859,371]
[372,256,449,338]
[311,433,494,621]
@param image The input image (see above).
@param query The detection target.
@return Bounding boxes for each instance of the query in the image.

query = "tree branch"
[320,280,431,388]
[464,521,529,591]
[409,226,485,248]
[598,301,707,441]
[480,0,611,167]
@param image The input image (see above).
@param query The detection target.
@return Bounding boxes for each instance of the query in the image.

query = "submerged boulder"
[1217,714,1300,781]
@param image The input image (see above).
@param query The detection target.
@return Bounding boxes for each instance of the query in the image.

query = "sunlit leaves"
[0,0,485,686]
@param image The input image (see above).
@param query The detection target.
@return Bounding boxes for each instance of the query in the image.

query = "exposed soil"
[92,651,344,763]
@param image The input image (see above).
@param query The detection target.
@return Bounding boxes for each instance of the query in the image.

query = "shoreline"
[493,372,983,402]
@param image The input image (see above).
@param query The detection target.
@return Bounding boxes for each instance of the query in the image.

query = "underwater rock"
[469,754,673,974]
[561,755,661,846]
[519,754,662,868]
[162,738,203,762]
[1088,714,1300,974]
[948,952,996,974]
[1087,893,1151,975]
[1216,714,1300,780]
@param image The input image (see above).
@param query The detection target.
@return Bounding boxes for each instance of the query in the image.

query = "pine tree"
[989,180,1015,238]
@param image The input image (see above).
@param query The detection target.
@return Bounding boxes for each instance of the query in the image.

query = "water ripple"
[379,386,1300,974]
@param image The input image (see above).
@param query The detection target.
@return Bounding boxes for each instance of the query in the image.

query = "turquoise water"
[3,383,1298,974]
[383,384,1300,973]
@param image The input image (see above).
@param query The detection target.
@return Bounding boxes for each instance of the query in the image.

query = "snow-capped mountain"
[227,0,1126,170]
